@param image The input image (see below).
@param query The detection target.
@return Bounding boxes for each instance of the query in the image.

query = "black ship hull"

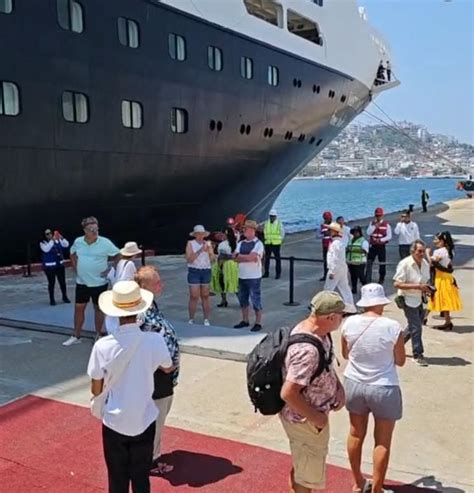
[0,0,369,263]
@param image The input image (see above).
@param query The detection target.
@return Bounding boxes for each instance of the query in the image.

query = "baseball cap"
[310,291,348,315]
[269,209,277,216]
[375,207,384,216]
[323,211,332,220]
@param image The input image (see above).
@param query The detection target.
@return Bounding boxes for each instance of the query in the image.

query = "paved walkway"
[0,199,473,491]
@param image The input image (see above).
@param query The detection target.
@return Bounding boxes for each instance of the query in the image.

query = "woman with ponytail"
[427,231,462,330]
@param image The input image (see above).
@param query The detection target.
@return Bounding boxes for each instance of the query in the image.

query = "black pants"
[44,265,67,303]
[366,244,386,283]
[322,245,329,279]
[399,244,411,260]
[264,244,281,277]
[348,264,366,294]
[422,201,428,213]
[102,422,155,493]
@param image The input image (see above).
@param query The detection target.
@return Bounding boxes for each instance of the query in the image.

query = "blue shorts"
[187,267,211,286]
[238,278,262,311]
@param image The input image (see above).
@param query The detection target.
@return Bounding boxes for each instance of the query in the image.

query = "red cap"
[322,211,332,220]
[375,207,384,216]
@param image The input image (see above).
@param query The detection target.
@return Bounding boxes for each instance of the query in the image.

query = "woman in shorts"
[341,283,406,493]
[185,225,215,325]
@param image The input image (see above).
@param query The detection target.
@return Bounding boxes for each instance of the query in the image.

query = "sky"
[358,0,473,144]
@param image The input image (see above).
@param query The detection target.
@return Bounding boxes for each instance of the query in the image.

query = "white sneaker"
[188,319,194,324]
[62,336,81,346]
[203,319,211,326]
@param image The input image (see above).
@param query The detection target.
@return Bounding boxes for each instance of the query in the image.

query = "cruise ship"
[0,0,398,262]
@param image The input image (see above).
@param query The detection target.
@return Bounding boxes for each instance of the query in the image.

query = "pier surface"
[0,199,473,492]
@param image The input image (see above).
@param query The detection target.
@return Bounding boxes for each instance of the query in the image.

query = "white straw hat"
[98,281,153,317]
[190,225,210,236]
[120,241,142,257]
[327,222,342,234]
[356,283,391,308]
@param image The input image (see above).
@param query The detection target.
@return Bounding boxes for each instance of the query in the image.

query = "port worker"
[421,189,430,213]
[318,211,333,281]
[324,223,356,312]
[263,209,285,280]
[40,228,70,306]
[366,207,392,285]
[336,216,352,248]
[63,217,120,346]
[346,226,369,294]
[233,220,264,332]
[394,210,420,259]
[87,280,173,493]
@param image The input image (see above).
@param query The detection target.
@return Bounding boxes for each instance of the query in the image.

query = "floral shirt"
[138,301,180,387]
[280,326,338,424]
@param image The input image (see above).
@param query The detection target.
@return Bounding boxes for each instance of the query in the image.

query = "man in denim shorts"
[233,220,264,332]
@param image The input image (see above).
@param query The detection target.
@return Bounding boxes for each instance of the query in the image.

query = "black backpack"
[246,326,333,416]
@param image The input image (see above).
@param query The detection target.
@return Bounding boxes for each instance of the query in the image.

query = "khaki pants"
[280,418,330,490]
[153,395,174,460]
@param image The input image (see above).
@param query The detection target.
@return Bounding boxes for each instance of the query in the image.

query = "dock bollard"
[283,256,300,307]
[140,245,146,266]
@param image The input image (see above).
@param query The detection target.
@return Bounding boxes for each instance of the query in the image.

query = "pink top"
[280,325,338,424]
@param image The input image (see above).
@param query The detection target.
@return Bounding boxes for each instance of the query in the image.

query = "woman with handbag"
[341,284,406,493]
[427,231,463,331]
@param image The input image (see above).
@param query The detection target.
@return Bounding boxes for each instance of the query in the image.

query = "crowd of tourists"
[37,206,463,493]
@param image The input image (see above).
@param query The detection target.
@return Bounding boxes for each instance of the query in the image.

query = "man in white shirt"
[394,210,420,259]
[393,240,431,367]
[324,223,356,312]
[233,220,265,332]
[336,216,352,248]
[87,281,173,492]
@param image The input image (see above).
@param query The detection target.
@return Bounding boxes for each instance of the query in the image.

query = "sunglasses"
[85,226,99,232]
[45,231,52,235]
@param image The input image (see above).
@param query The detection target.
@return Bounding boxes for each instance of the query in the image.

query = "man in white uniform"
[394,210,420,259]
[324,223,356,312]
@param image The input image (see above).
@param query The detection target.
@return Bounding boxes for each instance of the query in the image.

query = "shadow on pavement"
[154,449,243,487]
[423,356,471,367]
[390,474,467,492]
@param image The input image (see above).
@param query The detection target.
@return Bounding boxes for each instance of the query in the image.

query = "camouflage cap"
[310,290,347,315]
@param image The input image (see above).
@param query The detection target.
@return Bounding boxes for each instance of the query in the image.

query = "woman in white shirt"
[185,225,215,325]
[427,231,463,330]
[341,284,406,493]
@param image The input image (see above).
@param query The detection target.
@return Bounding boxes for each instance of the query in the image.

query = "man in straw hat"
[324,222,356,312]
[280,290,348,493]
[87,280,173,493]
[63,216,120,346]
[233,219,265,332]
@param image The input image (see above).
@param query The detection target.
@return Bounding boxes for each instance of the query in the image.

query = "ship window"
[312,0,323,6]
[208,45,223,71]
[171,108,188,134]
[62,91,88,123]
[244,0,283,28]
[240,56,253,80]
[287,10,322,46]
[57,0,84,34]
[0,0,13,14]
[169,33,186,61]
[267,65,279,86]
[122,100,142,129]
[0,81,20,116]
[118,17,140,48]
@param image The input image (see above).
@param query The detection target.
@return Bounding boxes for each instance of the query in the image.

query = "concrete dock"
[0,198,473,492]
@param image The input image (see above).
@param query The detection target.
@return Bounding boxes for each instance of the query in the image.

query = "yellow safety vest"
[264,220,283,245]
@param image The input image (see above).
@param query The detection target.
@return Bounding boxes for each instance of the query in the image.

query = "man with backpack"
[280,291,347,493]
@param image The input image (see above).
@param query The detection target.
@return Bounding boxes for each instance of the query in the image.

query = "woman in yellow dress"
[427,231,462,330]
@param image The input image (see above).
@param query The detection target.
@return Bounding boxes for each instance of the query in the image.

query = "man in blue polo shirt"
[63,216,120,346]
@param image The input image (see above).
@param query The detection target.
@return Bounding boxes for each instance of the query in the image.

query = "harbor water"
[275,178,461,233]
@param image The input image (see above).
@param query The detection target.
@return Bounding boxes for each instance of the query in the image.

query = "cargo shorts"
[280,417,329,490]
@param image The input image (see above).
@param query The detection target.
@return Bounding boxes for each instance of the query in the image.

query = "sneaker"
[233,321,250,329]
[203,319,211,326]
[188,319,194,325]
[62,336,81,346]
[63,297,71,304]
[414,356,429,367]
[275,274,281,280]
[50,300,56,306]
[319,276,326,282]
[262,273,269,279]
[250,323,262,332]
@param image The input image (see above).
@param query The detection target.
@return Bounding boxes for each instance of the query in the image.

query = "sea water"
[274,178,461,233]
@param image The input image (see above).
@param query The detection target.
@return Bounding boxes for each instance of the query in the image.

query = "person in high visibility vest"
[346,226,369,294]
[263,209,285,279]
[366,207,392,284]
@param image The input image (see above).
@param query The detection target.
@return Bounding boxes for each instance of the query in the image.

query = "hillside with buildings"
[300,122,474,178]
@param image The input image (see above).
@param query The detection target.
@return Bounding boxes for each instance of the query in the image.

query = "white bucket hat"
[356,283,391,308]
[190,225,209,236]
[98,281,153,317]
[120,241,142,257]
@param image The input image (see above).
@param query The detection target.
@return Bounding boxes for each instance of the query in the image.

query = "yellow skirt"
[428,270,463,312]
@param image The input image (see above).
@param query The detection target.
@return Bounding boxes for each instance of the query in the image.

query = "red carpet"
[0,396,433,492]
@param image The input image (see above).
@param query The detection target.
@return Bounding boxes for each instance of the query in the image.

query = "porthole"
[309,137,315,144]
[216,121,223,131]
[246,124,251,135]
[210,119,216,131]
[268,128,273,138]
[316,138,323,146]
[316,85,320,93]
[240,124,245,134]
[293,78,297,87]
[341,95,347,103]
[298,134,305,142]
[297,80,302,88]
[264,128,269,137]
